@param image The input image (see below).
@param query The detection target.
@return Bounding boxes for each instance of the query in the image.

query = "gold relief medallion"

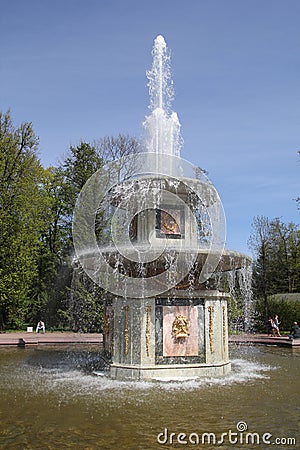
[163,212,177,232]
[172,314,190,339]
[159,209,181,236]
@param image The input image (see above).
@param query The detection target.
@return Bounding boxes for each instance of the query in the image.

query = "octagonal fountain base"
[110,363,231,382]
[104,289,232,381]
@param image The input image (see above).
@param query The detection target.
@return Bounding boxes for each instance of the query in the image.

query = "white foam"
[33,356,274,395]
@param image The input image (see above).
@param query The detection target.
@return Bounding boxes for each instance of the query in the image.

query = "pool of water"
[0,344,299,449]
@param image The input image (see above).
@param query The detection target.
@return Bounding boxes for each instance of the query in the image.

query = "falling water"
[225,264,253,332]
[238,265,253,331]
[143,35,183,157]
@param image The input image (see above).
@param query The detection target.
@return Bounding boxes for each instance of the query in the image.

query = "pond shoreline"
[0,331,103,347]
[0,331,299,347]
[229,333,300,348]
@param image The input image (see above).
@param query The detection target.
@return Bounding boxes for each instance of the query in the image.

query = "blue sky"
[1,0,299,255]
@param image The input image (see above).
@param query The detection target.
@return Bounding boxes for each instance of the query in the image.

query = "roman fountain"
[72,35,251,381]
[2,36,298,450]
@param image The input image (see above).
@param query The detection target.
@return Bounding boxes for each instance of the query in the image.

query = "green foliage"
[227,295,245,332]
[250,217,300,296]
[62,141,103,208]
[0,112,139,331]
[62,268,104,333]
[59,136,139,331]
[0,111,45,327]
[254,294,300,332]
[249,215,300,328]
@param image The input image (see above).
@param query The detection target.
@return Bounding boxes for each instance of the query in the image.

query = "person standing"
[36,320,45,333]
[273,315,281,336]
[267,317,274,336]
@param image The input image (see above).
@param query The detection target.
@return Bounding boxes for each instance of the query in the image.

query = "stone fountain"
[73,35,251,381]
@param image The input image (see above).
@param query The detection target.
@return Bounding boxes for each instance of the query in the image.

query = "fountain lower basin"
[98,248,250,381]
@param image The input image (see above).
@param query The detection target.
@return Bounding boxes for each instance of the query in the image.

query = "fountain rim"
[75,246,252,271]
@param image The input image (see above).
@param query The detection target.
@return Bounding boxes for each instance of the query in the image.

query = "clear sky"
[1,0,299,255]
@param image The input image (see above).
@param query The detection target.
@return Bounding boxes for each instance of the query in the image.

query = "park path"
[0,331,103,347]
[229,333,300,348]
[0,331,299,347]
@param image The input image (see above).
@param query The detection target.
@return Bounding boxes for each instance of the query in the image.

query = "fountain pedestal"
[105,289,231,381]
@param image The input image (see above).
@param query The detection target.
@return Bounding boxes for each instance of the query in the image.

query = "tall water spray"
[143,35,183,157]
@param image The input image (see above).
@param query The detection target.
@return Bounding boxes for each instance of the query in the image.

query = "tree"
[0,111,45,328]
[95,134,140,162]
[60,142,103,246]
[248,215,300,330]
[296,151,300,209]
[28,166,72,328]
[0,128,140,330]
[61,264,104,332]
[60,136,139,331]
[248,216,272,322]
[268,219,300,293]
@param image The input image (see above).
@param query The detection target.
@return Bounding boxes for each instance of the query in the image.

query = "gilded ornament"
[163,212,177,232]
[172,314,190,339]
[208,305,214,353]
[145,305,151,357]
[222,305,226,351]
[124,305,129,355]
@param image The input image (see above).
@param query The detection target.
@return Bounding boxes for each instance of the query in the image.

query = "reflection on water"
[0,344,299,449]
